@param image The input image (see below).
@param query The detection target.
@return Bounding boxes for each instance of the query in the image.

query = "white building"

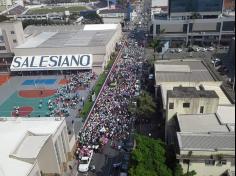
[12,23,122,75]
[0,117,75,176]
[176,107,235,176]
[154,59,232,107]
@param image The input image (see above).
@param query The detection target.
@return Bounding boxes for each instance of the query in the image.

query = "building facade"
[150,0,235,46]
[166,87,220,144]
[0,117,75,176]
[0,20,25,54]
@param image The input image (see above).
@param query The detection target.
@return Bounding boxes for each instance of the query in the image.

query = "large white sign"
[10,54,93,71]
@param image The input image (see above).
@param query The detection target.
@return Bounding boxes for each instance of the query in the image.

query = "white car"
[195,47,201,52]
[208,47,215,51]
[201,48,208,52]
[79,150,94,173]
[176,48,183,53]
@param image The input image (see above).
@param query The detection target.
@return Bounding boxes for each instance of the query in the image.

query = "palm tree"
[150,38,163,60]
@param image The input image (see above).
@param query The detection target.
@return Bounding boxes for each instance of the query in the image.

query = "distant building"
[150,0,235,46]
[98,8,127,24]
[0,20,25,54]
[0,117,76,176]
[0,20,24,70]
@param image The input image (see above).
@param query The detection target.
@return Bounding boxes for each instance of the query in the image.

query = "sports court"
[0,73,96,118]
[0,76,61,117]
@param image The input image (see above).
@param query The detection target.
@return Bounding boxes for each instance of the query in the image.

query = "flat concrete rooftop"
[17,30,116,49]
[167,87,219,99]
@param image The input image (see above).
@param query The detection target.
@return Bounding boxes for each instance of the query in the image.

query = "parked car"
[170,49,175,53]
[201,47,208,52]
[78,150,94,173]
[208,47,215,51]
[176,48,183,53]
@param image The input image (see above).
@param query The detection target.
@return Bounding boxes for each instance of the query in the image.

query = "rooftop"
[167,87,219,99]
[152,0,168,8]
[177,114,229,133]
[99,8,127,14]
[155,60,215,83]
[17,24,118,49]
[217,105,235,125]
[0,117,64,176]
[177,132,235,151]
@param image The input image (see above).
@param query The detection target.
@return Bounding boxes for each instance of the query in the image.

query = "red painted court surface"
[59,79,70,85]
[0,75,10,86]
[19,89,57,98]
[12,106,33,117]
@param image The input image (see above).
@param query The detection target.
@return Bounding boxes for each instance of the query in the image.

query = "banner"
[10,54,93,71]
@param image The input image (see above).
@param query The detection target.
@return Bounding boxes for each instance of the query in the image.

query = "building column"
[219,21,223,45]
[153,23,156,37]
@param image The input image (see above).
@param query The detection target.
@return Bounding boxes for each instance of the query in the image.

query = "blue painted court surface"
[22,79,57,86]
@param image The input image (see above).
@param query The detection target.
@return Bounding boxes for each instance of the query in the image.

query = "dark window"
[169,103,174,109]
[13,39,17,43]
[205,160,215,166]
[222,21,235,31]
[0,46,6,50]
[150,25,153,34]
[169,0,223,13]
[183,103,190,108]
[183,24,188,33]
[156,25,160,34]
[10,31,15,34]
[200,106,204,113]
[219,160,227,165]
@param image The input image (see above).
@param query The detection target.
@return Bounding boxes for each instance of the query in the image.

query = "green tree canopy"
[129,134,172,176]
[129,91,156,119]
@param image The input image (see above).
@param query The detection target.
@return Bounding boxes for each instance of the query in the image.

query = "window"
[200,106,204,113]
[205,160,215,166]
[10,31,15,34]
[219,160,227,165]
[13,39,17,43]
[0,46,6,50]
[169,103,174,109]
[183,103,190,108]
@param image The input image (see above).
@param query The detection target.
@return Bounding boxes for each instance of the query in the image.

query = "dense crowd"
[13,71,96,117]
[47,71,96,117]
[75,39,145,158]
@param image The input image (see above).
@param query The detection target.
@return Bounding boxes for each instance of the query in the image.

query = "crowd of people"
[75,39,145,158]
[13,71,96,117]
[47,71,97,117]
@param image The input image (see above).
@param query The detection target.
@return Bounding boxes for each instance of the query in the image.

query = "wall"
[180,160,235,176]
[0,21,25,53]
[37,137,61,175]
[28,161,41,176]
[166,97,219,122]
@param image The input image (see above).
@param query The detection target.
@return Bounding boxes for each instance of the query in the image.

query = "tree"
[129,134,172,176]
[150,38,161,53]
[129,91,156,119]
[190,12,201,19]
[174,164,197,176]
